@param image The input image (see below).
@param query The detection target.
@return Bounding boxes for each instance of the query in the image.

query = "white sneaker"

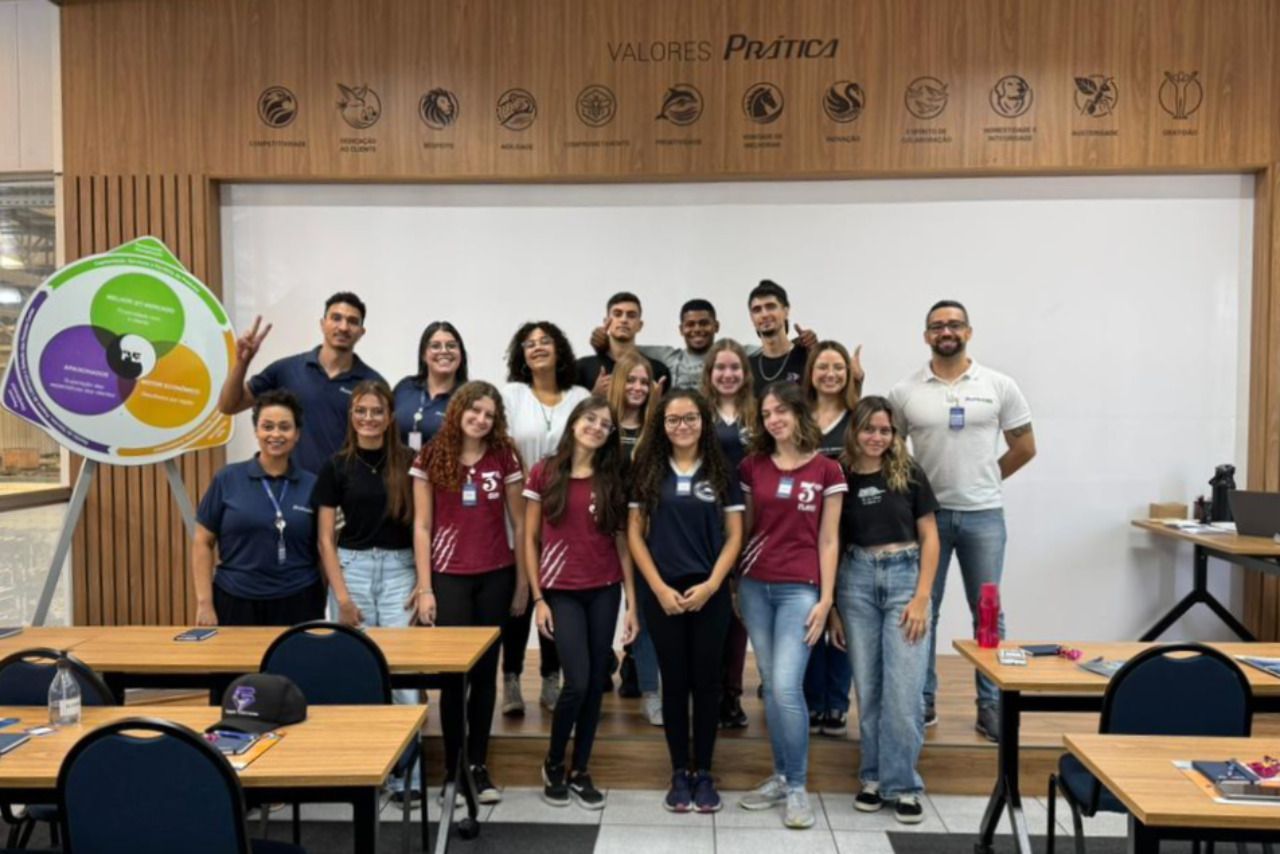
[642,691,663,726]
[783,789,816,829]
[738,774,787,810]
[501,673,525,716]
[540,674,561,711]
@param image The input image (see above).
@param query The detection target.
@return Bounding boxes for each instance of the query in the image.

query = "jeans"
[545,584,621,771]
[738,577,818,790]
[839,547,929,798]
[632,600,660,695]
[923,508,1007,709]
[803,635,851,716]
[331,547,420,791]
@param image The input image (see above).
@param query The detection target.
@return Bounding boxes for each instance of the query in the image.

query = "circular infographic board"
[1,236,234,465]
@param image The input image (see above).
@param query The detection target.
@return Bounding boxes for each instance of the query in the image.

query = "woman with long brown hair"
[411,381,526,805]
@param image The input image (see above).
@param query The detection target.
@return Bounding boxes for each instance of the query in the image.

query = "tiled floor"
[283,788,1131,851]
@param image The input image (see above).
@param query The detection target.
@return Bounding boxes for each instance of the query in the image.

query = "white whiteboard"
[221,175,1255,645]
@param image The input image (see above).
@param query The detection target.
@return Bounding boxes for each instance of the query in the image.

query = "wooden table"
[0,704,426,854]
[1065,734,1280,851]
[954,639,1280,854]
[1132,519,1280,641]
[0,627,104,660]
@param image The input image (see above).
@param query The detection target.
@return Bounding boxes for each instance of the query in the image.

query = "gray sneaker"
[540,674,561,711]
[642,691,664,726]
[501,673,525,716]
[738,774,787,810]
[783,789,816,829]
[976,704,1001,743]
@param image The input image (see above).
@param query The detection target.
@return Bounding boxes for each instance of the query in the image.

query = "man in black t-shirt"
[575,291,672,392]
[748,279,811,395]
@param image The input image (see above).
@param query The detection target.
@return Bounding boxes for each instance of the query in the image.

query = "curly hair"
[842,395,915,493]
[540,395,626,535]
[748,382,821,456]
[505,321,577,391]
[630,389,730,516]
[415,381,519,491]
[336,380,413,525]
[802,340,861,411]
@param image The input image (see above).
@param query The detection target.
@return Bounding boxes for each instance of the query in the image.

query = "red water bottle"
[977,582,1001,649]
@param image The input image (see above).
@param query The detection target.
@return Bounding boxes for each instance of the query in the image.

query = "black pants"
[213,580,326,626]
[642,579,732,772]
[501,603,561,677]
[434,566,516,773]
[545,583,620,771]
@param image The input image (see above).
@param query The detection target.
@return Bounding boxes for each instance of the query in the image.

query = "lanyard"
[414,389,426,425]
[260,479,290,564]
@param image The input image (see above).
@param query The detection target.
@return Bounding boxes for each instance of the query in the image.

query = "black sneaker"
[975,704,1001,743]
[924,701,938,728]
[663,770,692,812]
[820,710,848,737]
[541,759,569,807]
[853,784,883,813]
[568,770,606,810]
[808,710,823,734]
[470,764,501,805]
[895,794,925,824]
[720,695,748,729]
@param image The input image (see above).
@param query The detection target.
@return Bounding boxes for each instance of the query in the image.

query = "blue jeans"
[632,581,660,694]
[738,578,818,790]
[839,547,929,798]
[923,508,1007,709]
[332,547,420,791]
[803,635,851,716]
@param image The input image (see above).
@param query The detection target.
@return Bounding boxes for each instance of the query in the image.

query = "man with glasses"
[218,291,384,474]
[887,300,1036,742]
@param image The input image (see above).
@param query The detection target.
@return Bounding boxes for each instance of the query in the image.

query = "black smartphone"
[1019,644,1062,657]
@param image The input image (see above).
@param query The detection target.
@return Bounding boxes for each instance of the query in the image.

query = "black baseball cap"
[211,673,308,734]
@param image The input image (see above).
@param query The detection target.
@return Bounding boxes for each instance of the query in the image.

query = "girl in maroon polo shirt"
[524,394,638,811]
[411,381,525,805]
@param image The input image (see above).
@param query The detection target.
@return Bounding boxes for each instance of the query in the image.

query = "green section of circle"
[89,273,186,357]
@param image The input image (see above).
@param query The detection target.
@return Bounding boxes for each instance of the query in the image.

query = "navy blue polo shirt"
[391,376,453,448]
[248,347,384,474]
[196,456,321,599]
[630,460,745,583]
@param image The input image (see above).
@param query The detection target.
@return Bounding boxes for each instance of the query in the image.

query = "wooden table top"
[64,625,498,675]
[1131,520,1280,557]
[1065,734,1280,831]
[953,640,1280,695]
[0,628,105,659]
[0,705,427,789]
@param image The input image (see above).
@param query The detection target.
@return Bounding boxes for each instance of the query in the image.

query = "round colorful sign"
[1,236,234,465]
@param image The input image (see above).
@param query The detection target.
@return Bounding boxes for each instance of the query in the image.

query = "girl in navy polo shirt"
[392,321,467,452]
[411,381,525,806]
[699,338,755,729]
[193,390,325,626]
[830,396,939,824]
[735,382,846,829]
[523,395,637,811]
[628,389,743,814]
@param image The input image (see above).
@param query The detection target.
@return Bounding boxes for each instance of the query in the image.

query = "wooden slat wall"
[64,175,224,625]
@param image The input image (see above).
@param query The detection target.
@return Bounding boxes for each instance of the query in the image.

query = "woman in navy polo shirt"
[193,390,325,626]
[628,389,743,814]
[392,321,468,452]
[735,382,846,829]
[523,395,636,811]
[410,381,526,806]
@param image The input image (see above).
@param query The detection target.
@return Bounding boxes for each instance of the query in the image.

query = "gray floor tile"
[593,823,715,854]
[716,827,839,853]
[819,791,946,833]
[832,830,897,854]
[487,786,601,825]
[715,791,830,829]
[930,793,1049,836]
[599,788,708,826]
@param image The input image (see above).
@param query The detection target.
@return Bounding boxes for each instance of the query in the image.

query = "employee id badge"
[949,406,965,431]
[461,482,479,507]
[776,476,795,499]
[408,431,423,451]
[676,475,693,497]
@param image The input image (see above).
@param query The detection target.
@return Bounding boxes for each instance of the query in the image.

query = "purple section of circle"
[38,325,132,416]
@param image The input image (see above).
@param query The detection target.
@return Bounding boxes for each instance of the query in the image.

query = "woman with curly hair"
[524,395,637,810]
[498,321,588,715]
[410,381,525,805]
[627,389,743,813]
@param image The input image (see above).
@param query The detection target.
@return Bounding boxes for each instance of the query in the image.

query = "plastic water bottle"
[977,583,1001,649]
[48,658,81,726]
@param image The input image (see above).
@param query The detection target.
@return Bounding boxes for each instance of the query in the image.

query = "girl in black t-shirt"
[829,395,940,825]
[628,389,744,814]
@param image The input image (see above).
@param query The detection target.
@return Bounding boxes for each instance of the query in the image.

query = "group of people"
[190,279,1035,830]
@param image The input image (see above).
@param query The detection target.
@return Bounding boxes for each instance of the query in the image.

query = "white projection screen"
[220,175,1254,645]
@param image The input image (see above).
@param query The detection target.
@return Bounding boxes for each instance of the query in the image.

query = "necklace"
[355,449,387,475]
[755,344,792,383]
[533,388,562,431]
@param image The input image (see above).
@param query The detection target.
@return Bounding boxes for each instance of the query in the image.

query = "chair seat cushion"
[24,804,58,822]
[1059,753,1126,815]
[250,840,306,854]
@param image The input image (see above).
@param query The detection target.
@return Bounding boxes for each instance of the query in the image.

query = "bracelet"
[417,589,434,596]
[532,597,544,605]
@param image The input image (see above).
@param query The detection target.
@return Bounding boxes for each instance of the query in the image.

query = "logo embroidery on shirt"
[694,482,717,503]
[797,480,821,511]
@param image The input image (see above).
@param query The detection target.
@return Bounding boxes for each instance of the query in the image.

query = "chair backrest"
[260,621,391,705]
[0,648,116,707]
[57,717,249,854]
[1101,643,1253,737]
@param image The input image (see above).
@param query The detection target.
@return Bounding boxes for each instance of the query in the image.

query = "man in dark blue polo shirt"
[217,292,384,473]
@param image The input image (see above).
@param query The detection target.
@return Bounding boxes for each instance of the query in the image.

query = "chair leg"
[49,820,59,846]
[1068,800,1087,854]
[5,819,20,849]
[1046,774,1058,854]
[258,807,269,839]
[291,803,301,845]
[15,819,34,850]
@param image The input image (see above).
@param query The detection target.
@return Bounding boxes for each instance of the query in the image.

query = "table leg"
[352,787,380,854]
[1126,815,1160,854]
[977,690,1031,854]
[434,673,481,854]
[1140,546,1255,641]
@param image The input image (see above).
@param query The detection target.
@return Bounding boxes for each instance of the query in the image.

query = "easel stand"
[32,458,198,626]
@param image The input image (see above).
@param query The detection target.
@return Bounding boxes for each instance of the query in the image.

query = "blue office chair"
[0,648,116,850]
[1046,643,1254,854]
[260,622,421,852]
[56,716,303,854]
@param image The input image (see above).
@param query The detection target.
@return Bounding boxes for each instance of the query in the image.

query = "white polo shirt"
[886,360,1031,511]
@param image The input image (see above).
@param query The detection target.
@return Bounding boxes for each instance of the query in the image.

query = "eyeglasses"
[664,413,702,428]
[353,407,386,419]
[427,341,460,352]
[926,321,968,334]
[521,337,554,350]
[581,413,615,433]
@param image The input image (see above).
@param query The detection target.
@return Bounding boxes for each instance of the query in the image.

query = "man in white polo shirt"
[887,300,1036,743]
